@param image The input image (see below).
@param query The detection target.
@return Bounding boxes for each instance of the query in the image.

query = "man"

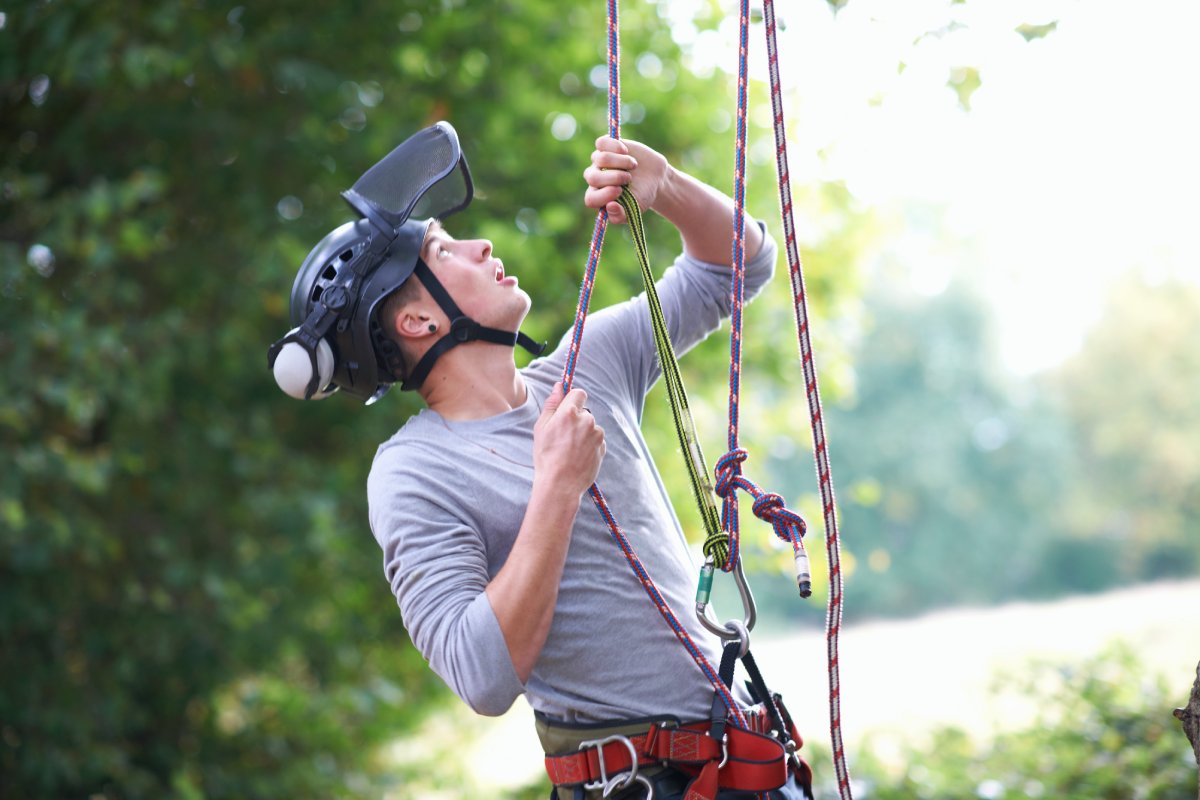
[271,125,809,799]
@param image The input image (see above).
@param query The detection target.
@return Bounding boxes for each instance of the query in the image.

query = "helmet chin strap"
[399,260,545,391]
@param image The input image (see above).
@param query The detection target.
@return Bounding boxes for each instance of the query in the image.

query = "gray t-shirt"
[367,226,776,723]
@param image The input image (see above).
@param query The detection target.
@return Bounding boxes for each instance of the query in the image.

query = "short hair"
[376,221,443,380]
[377,275,424,380]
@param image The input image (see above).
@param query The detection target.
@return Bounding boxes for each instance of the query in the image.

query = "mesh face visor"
[342,121,473,233]
[269,122,475,403]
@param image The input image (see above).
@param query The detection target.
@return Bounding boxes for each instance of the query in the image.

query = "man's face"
[420,222,532,331]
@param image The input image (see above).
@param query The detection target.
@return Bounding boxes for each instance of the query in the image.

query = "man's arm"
[583,136,764,263]
[484,383,605,682]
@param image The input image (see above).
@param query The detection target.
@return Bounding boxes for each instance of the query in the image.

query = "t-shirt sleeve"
[559,221,777,406]
[367,446,524,716]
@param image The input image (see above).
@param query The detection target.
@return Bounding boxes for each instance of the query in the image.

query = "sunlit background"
[2,1,1197,798]
[453,1,1200,793]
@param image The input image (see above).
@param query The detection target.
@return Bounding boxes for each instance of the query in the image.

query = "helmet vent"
[321,264,338,281]
[310,285,323,303]
[339,249,354,262]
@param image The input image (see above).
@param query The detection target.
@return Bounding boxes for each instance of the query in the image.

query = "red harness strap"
[544,721,790,796]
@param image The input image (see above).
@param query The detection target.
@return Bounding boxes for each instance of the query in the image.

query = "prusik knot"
[713,448,749,498]
[751,492,807,543]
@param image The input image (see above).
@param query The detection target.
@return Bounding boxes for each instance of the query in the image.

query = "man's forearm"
[650,166,764,265]
[484,479,581,682]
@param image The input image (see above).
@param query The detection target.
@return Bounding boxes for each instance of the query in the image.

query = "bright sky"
[664,0,1200,373]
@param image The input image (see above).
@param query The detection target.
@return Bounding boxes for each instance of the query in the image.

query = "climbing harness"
[553,1,852,798]
[538,632,814,800]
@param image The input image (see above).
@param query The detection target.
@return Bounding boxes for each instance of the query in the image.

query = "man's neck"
[419,347,527,421]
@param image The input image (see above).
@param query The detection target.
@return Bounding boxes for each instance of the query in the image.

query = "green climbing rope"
[616,188,731,567]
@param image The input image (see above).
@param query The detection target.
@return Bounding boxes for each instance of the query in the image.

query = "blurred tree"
[854,646,1195,799]
[1048,276,1200,582]
[813,275,1080,616]
[0,1,857,797]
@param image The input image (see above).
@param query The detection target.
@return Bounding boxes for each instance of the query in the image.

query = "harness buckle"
[579,734,640,794]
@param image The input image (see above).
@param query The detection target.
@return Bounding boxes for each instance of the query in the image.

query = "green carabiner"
[695,555,757,641]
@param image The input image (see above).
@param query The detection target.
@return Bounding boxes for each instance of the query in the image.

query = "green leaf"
[1015,20,1059,42]
[947,65,982,110]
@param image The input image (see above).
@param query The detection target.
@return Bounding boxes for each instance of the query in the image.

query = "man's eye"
[438,247,451,258]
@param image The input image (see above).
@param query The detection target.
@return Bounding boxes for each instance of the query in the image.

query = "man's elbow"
[744,232,778,299]
[433,647,524,717]
[453,676,520,719]
[463,685,520,717]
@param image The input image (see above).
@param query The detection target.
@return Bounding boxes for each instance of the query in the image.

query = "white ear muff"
[272,329,335,399]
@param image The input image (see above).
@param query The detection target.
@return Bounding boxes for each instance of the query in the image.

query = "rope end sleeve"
[794,547,812,599]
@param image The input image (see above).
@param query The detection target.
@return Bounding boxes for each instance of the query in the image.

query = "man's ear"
[395,309,438,341]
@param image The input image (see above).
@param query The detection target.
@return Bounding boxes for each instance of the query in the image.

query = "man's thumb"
[541,382,566,418]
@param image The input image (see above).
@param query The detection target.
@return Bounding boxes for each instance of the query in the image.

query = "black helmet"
[268,121,543,404]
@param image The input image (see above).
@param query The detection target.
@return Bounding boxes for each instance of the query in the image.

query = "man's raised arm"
[583,136,765,264]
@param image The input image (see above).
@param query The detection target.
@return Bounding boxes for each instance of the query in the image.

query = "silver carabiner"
[695,555,757,640]
[602,771,654,799]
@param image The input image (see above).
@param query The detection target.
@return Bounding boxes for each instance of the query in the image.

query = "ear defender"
[271,329,336,400]
[267,121,541,403]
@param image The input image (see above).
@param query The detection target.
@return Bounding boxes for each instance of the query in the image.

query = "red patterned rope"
[762,1,852,796]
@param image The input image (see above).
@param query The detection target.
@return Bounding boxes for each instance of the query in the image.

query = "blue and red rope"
[560,0,748,731]
[559,5,854,796]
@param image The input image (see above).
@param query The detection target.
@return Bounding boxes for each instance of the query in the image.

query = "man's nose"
[475,239,492,261]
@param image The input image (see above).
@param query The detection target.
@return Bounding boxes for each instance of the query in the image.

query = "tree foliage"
[3,1,1193,797]
[1049,277,1200,580]
[810,278,1078,616]
[851,647,1195,800]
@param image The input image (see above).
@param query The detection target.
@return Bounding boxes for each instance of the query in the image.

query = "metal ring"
[603,772,654,799]
[723,618,750,658]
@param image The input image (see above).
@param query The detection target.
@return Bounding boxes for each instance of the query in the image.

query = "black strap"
[741,649,790,746]
[399,260,546,390]
[709,640,741,744]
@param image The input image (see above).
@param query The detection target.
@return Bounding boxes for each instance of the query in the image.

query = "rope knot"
[702,533,731,567]
[751,491,808,545]
[751,491,786,518]
[713,448,748,498]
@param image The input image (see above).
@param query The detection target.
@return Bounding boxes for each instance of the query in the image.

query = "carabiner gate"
[695,555,757,641]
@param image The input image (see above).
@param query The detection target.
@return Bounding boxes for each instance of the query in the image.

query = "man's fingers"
[559,388,588,414]
[594,135,629,154]
[584,164,630,189]
[584,185,625,212]
[592,151,638,171]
